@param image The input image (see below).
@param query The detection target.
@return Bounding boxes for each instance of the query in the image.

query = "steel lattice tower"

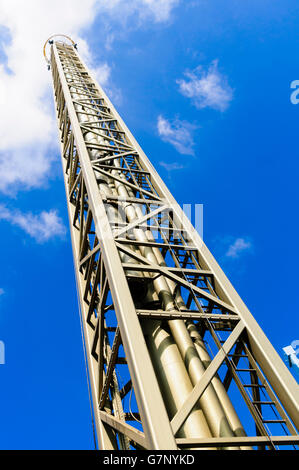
[45,36,299,450]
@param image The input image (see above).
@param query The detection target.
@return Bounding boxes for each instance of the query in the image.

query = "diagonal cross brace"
[171,321,245,436]
[113,204,168,239]
[116,242,238,315]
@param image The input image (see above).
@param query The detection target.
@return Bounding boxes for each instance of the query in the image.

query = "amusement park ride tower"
[44,35,299,450]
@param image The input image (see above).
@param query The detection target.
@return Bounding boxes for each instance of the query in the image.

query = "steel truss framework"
[49,40,299,450]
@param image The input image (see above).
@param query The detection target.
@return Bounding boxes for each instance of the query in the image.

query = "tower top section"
[43,34,76,65]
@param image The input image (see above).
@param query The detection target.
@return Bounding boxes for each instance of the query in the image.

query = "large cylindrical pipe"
[144,320,213,446]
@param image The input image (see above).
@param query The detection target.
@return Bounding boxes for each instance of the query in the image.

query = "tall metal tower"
[45,35,299,450]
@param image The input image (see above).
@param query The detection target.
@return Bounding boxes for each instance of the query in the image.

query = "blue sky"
[0,0,298,449]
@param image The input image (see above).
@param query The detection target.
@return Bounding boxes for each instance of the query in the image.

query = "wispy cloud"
[225,237,253,259]
[99,0,179,24]
[177,60,233,112]
[0,288,4,296]
[0,147,53,194]
[0,205,66,243]
[157,115,197,155]
[159,161,185,171]
[139,0,179,22]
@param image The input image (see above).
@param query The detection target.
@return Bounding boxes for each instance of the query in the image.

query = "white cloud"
[97,0,179,24]
[92,63,111,87]
[95,1,179,51]
[0,146,52,194]
[139,0,179,22]
[0,205,66,243]
[157,115,197,155]
[159,161,185,171]
[89,62,124,106]
[225,237,252,259]
[0,0,179,194]
[177,60,233,111]
[0,0,101,194]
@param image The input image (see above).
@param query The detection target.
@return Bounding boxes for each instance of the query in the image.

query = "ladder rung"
[243,384,265,388]
[252,401,275,405]
[116,357,127,364]
[262,419,286,424]
[228,354,248,358]
[236,368,256,372]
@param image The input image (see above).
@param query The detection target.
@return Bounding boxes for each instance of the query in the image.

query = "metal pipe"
[144,319,213,446]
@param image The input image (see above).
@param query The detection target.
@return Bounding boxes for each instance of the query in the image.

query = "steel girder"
[49,40,299,450]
